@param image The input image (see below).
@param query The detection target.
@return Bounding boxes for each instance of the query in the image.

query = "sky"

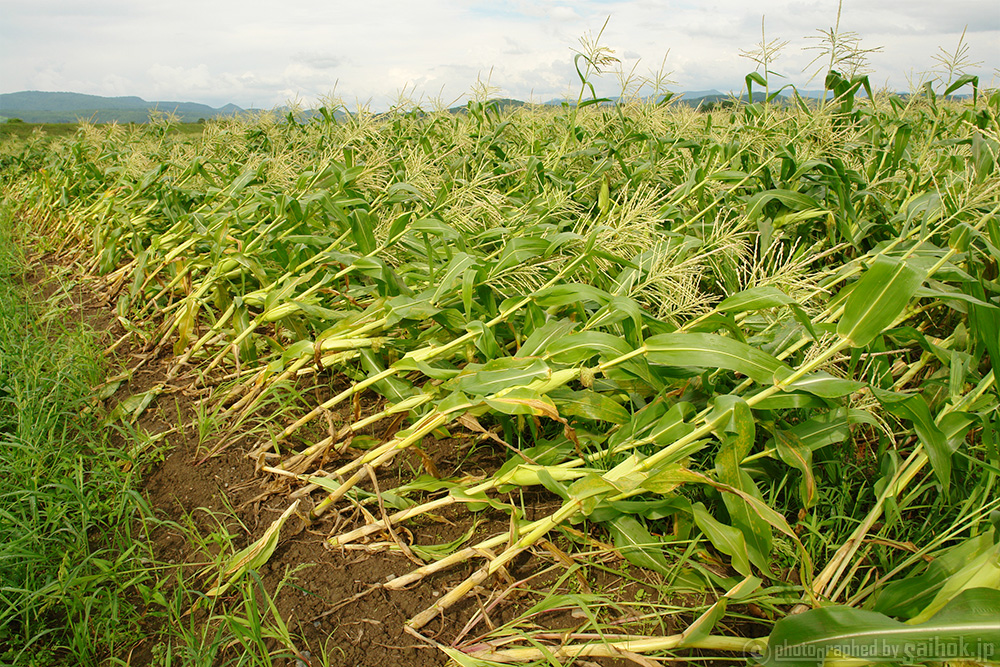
[2,0,998,111]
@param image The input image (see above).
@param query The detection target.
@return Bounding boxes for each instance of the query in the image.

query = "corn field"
[2,80,999,664]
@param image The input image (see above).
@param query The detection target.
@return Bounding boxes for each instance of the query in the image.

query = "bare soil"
[114,352,533,666]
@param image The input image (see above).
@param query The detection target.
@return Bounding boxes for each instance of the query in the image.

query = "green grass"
[0,209,308,666]
[0,209,149,664]
[0,122,82,140]
[0,121,204,142]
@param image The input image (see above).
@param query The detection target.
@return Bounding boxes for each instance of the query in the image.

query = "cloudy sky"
[2,0,998,110]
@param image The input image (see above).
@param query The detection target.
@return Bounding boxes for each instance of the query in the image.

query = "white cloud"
[1,0,997,110]
[146,65,215,94]
[549,6,582,21]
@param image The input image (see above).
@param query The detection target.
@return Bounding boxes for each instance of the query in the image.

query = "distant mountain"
[536,89,758,107]
[0,91,245,123]
[536,90,748,108]
[1,87,910,125]
[676,89,725,100]
[445,98,527,114]
[536,87,882,108]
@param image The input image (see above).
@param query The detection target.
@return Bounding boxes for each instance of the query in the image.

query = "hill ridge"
[0,91,246,123]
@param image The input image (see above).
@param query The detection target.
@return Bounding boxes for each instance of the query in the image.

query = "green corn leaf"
[691,502,753,577]
[410,216,460,240]
[915,285,999,310]
[746,189,825,221]
[545,331,634,365]
[967,282,1000,388]
[837,256,925,347]
[349,209,376,254]
[906,542,1000,625]
[548,387,630,424]
[436,390,473,414]
[385,293,440,323]
[944,73,979,103]
[106,384,163,424]
[745,71,767,98]
[359,349,416,402]
[517,319,579,357]
[222,165,260,196]
[206,500,301,597]
[774,429,817,508]
[385,210,414,243]
[871,531,997,619]
[883,394,953,493]
[641,462,704,495]
[455,358,551,396]
[494,439,576,479]
[715,405,772,573]
[591,495,691,523]
[385,181,426,204]
[681,575,761,646]
[687,470,805,563]
[588,295,644,332]
[709,396,755,456]
[431,303,469,334]
[466,320,500,359]
[609,401,669,448]
[484,387,560,417]
[450,487,518,513]
[431,252,477,305]
[290,300,343,323]
[762,588,1000,667]
[709,169,751,182]
[605,357,665,393]
[461,265,478,316]
[600,454,649,496]
[598,174,610,217]
[753,393,828,410]
[491,237,551,276]
[718,286,796,312]
[532,284,612,308]
[789,303,821,341]
[776,411,853,452]
[608,515,673,576]
[410,522,479,561]
[645,402,697,446]
[686,312,744,338]
[645,333,791,384]
[173,298,199,355]
[566,473,618,515]
[784,371,865,398]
